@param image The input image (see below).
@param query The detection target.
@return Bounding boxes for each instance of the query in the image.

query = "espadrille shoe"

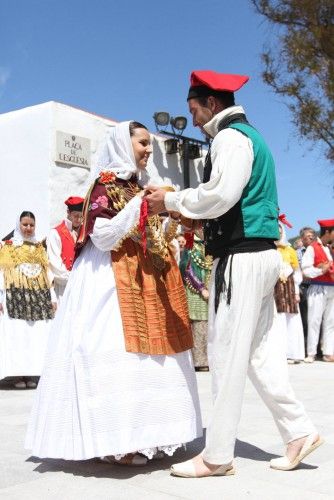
[170,459,235,478]
[270,433,323,471]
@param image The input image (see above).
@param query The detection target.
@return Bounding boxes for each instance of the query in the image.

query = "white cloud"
[0,67,10,87]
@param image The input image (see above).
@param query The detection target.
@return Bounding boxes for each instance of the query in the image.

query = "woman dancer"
[179,234,212,370]
[0,211,56,388]
[274,218,305,363]
[25,121,202,465]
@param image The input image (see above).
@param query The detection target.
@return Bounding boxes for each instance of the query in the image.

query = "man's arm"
[301,246,324,278]
[47,229,70,283]
[146,128,253,218]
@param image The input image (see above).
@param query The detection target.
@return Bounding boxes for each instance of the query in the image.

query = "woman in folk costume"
[274,215,305,363]
[0,211,56,389]
[179,233,212,370]
[25,121,202,465]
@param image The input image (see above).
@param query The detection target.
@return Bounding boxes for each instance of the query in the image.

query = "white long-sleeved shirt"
[90,195,142,252]
[302,238,333,279]
[165,106,254,219]
[47,219,76,285]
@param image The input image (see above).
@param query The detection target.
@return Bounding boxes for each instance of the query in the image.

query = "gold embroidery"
[0,242,48,270]
[164,218,179,244]
[0,242,50,291]
[104,179,176,267]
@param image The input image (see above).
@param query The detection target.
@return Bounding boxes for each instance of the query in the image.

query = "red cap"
[65,196,84,211]
[190,70,249,92]
[317,219,334,228]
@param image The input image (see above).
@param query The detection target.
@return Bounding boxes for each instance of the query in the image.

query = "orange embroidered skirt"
[112,239,193,355]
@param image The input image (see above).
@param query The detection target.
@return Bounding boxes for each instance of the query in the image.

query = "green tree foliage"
[251,0,334,162]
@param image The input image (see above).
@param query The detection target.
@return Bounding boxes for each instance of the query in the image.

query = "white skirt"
[25,241,202,460]
[0,305,52,380]
[286,310,305,360]
[277,310,305,361]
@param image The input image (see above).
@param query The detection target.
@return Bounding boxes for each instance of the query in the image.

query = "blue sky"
[0,0,332,236]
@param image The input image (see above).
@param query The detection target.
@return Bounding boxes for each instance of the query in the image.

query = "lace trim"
[114,443,185,461]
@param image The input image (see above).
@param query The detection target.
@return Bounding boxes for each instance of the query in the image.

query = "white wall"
[49,102,117,229]
[0,101,206,239]
[0,102,53,238]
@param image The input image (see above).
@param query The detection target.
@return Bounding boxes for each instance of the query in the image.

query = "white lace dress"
[25,196,202,460]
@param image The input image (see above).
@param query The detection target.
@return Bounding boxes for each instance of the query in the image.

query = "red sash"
[310,240,334,284]
[55,221,75,271]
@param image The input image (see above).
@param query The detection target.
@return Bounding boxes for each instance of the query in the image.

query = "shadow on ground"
[0,378,39,391]
[25,439,203,480]
[25,433,317,479]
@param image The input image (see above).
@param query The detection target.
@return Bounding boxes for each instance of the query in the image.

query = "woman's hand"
[0,303,3,315]
[201,288,209,301]
[52,302,57,314]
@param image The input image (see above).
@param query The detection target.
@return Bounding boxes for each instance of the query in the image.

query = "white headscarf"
[90,121,137,182]
[12,212,41,246]
[90,121,164,187]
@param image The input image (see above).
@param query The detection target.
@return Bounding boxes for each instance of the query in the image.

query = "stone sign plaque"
[55,131,91,168]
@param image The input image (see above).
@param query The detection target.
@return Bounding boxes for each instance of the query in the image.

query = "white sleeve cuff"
[165,192,180,212]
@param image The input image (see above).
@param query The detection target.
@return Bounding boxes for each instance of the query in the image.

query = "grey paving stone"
[0,361,332,499]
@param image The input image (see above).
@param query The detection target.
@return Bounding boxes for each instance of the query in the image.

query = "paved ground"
[0,361,333,500]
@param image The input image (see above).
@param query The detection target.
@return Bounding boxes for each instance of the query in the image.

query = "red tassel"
[139,198,149,256]
[184,231,194,249]
[278,213,293,228]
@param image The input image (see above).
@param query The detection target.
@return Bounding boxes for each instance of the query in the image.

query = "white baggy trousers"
[203,249,316,465]
[307,285,334,356]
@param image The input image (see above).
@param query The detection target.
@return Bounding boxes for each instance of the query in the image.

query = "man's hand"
[145,186,167,216]
[0,303,3,315]
[317,262,331,274]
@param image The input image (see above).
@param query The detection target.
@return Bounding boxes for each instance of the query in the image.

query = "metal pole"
[157,130,208,146]
[156,129,209,189]
[182,139,190,189]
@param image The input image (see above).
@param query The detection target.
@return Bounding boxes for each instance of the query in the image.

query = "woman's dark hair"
[2,230,14,240]
[20,211,35,221]
[129,121,148,136]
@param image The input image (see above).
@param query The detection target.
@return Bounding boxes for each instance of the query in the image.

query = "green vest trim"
[229,123,280,240]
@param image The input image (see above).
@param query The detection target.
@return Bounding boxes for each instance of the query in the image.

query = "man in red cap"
[47,196,84,301]
[302,219,334,363]
[146,69,321,477]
